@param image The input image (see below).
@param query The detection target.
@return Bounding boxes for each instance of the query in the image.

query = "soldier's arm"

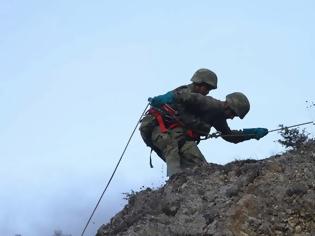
[174,90,224,114]
[213,120,252,143]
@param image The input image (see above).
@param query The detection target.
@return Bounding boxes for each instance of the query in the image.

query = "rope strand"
[80,103,150,236]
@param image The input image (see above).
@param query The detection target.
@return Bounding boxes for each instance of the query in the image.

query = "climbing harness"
[145,103,201,168]
[147,104,200,140]
[80,103,150,236]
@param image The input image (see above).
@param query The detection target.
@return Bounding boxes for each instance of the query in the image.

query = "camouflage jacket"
[170,84,213,136]
[172,84,250,143]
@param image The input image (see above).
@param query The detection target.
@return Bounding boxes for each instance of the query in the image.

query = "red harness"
[148,105,200,140]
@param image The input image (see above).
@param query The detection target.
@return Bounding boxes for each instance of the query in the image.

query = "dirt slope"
[97,141,315,236]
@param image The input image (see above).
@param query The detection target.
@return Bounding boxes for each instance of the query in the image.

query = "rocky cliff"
[97,140,315,236]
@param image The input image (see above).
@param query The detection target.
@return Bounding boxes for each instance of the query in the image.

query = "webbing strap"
[148,108,168,133]
[148,106,200,140]
[149,149,154,168]
[161,104,176,116]
[186,129,199,140]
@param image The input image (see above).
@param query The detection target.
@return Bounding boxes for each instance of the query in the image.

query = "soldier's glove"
[148,91,174,107]
[242,128,268,140]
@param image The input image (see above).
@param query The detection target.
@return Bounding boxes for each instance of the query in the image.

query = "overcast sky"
[1,1,315,235]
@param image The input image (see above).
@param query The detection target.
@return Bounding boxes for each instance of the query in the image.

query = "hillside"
[97,140,315,236]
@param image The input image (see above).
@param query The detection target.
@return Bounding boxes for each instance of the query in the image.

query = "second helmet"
[191,68,218,89]
[226,92,250,119]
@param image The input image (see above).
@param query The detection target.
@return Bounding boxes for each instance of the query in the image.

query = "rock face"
[97,141,315,236]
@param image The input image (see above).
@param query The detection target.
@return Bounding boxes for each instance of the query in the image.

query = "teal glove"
[148,91,174,107]
[242,128,268,140]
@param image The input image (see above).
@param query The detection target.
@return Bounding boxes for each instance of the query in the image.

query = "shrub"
[277,125,310,150]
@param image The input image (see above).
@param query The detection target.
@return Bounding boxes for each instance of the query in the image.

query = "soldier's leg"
[180,141,207,169]
[139,114,156,148]
[165,128,187,176]
[151,127,183,176]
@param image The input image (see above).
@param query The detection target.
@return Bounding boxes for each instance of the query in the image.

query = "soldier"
[140,68,218,161]
[140,69,268,176]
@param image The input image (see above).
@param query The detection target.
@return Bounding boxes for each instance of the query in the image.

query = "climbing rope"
[267,121,314,133]
[80,103,150,236]
[206,121,315,139]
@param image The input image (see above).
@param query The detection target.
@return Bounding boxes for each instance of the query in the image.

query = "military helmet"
[191,68,218,89]
[226,92,250,119]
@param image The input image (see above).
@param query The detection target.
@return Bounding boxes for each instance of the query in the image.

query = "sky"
[1,1,315,235]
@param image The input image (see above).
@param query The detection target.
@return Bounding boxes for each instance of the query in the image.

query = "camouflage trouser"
[151,126,207,176]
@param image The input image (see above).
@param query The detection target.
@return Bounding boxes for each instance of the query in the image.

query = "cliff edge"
[97,140,315,236]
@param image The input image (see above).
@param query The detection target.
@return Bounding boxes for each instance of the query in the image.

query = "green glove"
[242,128,268,140]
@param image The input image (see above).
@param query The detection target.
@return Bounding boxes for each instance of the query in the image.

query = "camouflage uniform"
[174,91,252,144]
[140,86,251,177]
